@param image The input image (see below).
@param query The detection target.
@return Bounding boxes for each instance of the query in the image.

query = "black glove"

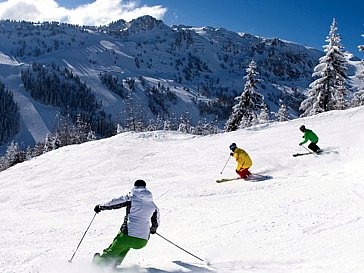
[94,205,101,213]
[150,226,157,234]
[299,143,303,146]
[230,152,234,156]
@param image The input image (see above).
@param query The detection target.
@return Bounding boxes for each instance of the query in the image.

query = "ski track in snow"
[1,107,364,273]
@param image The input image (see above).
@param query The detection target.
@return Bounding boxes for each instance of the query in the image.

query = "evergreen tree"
[351,90,364,107]
[125,92,138,131]
[334,84,348,110]
[53,113,74,146]
[277,101,289,122]
[4,141,24,168]
[178,110,192,133]
[225,60,264,131]
[116,124,123,134]
[351,31,364,107]
[43,134,54,153]
[87,131,97,141]
[300,19,349,116]
[0,82,20,144]
[258,103,270,124]
[163,119,172,131]
[73,114,93,144]
[0,156,6,172]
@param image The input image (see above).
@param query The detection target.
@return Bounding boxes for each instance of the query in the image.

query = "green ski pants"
[93,232,148,267]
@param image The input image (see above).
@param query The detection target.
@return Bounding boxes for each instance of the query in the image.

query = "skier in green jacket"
[299,125,321,153]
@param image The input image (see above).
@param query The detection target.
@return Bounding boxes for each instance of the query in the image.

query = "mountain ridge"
[0,15,363,151]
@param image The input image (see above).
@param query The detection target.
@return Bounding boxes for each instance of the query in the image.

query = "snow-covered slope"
[1,106,364,273]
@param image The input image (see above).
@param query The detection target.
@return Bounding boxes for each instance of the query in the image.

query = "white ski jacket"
[100,186,160,240]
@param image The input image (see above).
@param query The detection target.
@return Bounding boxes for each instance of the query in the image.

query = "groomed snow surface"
[1,106,364,273]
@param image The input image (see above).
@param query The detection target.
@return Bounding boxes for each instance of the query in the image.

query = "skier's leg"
[236,169,244,178]
[93,232,130,267]
[236,168,249,178]
[114,235,148,266]
[308,142,320,152]
[113,247,130,267]
[314,142,321,152]
[95,232,148,267]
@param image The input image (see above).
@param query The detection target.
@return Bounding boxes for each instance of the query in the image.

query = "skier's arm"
[150,207,160,234]
[300,133,309,145]
[99,194,131,211]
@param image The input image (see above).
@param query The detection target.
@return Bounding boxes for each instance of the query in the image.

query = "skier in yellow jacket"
[229,143,252,178]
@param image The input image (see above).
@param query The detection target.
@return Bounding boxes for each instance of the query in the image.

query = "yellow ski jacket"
[232,148,252,170]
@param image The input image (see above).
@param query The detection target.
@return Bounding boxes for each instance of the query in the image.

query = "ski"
[216,174,272,183]
[293,150,322,157]
[292,152,313,157]
[216,177,242,183]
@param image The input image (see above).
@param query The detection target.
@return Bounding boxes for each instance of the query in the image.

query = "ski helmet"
[134,179,146,187]
[229,143,237,151]
[299,125,306,132]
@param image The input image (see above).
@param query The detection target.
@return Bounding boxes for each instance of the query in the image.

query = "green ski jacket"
[300,129,319,145]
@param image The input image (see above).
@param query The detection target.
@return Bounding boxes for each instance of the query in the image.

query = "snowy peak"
[103,19,127,31]
[128,15,168,33]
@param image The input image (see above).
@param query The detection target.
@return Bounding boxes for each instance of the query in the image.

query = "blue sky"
[146,0,364,57]
[151,0,364,54]
[1,0,363,57]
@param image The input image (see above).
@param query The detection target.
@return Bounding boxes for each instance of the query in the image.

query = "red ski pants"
[236,168,251,178]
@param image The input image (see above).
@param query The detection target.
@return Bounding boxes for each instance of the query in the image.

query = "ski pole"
[156,232,205,262]
[68,212,97,263]
[220,154,231,174]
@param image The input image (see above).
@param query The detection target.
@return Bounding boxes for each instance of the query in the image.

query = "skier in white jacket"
[93,179,160,268]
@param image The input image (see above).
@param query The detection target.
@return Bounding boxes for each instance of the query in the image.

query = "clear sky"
[148,0,364,56]
[0,0,363,57]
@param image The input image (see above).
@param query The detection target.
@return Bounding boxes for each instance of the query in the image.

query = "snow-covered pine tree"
[225,60,264,131]
[4,141,24,168]
[178,110,191,133]
[87,131,97,141]
[53,112,73,146]
[351,90,364,107]
[163,119,172,131]
[258,103,270,124]
[43,134,54,153]
[116,124,123,134]
[351,31,364,107]
[277,101,289,122]
[0,155,6,171]
[73,114,92,144]
[334,83,348,110]
[300,18,349,116]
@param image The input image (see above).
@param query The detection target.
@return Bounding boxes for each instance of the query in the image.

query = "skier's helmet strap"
[299,125,306,132]
[229,143,237,151]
